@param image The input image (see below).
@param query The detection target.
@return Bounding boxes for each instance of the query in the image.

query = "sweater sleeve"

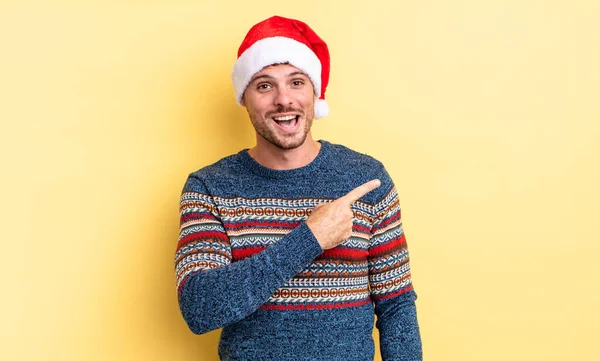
[369,170,423,361]
[175,174,323,335]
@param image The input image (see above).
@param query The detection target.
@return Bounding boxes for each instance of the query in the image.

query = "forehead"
[251,63,309,80]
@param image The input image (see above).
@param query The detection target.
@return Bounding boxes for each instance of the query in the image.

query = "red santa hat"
[232,16,330,119]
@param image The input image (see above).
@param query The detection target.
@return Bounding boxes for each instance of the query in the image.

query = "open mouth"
[272,114,300,131]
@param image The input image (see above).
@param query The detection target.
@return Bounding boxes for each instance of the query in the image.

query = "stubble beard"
[249,108,314,150]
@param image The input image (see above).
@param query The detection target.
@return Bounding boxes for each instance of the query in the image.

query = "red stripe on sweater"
[232,246,267,260]
[225,220,301,229]
[372,212,401,232]
[352,224,371,233]
[177,231,229,249]
[260,298,371,310]
[322,247,369,260]
[369,233,406,257]
[180,212,216,224]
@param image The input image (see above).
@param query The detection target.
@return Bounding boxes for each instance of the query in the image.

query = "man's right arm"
[175,174,381,334]
[175,175,323,335]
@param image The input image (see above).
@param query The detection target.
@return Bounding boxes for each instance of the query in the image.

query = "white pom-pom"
[314,99,329,119]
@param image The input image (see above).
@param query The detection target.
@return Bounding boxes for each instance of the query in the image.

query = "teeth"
[273,115,296,121]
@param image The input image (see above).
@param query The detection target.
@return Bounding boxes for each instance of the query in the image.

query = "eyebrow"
[249,71,309,84]
[288,71,308,78]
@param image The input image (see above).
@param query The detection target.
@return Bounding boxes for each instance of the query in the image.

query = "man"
[175,16,422,360]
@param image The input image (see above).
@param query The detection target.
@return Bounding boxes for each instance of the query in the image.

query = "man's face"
[241,63,315,150]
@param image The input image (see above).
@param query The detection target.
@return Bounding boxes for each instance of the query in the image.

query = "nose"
[273,87,293,107]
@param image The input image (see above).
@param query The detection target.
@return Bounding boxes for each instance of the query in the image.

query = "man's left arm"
[369,172,422,361]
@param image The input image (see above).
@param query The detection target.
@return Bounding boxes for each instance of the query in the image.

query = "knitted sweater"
[175,140,422,361]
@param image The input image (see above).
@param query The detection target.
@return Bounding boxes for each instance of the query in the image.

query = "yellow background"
[1,1,599,360]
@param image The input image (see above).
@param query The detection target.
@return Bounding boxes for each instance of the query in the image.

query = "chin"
[274,139,305,150]
[273,133,310,150]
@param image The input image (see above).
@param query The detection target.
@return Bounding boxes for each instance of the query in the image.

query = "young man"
[175,16,422,361]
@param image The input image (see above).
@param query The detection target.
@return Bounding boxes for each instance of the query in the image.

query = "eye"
[257,83,272,91]
[291,80,304,87]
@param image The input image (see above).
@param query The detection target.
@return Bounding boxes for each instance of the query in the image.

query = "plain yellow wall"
[1,1,599,360]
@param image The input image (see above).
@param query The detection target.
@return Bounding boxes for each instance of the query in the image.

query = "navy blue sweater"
[175,140,422,360]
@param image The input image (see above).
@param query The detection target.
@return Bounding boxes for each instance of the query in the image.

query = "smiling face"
[241,63,316,151]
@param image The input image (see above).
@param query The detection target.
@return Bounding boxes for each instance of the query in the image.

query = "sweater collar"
[238,140,331,179]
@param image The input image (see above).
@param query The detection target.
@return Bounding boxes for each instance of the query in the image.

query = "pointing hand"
[306,179,381,250]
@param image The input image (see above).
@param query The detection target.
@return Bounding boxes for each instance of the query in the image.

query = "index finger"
[339,179,381,204]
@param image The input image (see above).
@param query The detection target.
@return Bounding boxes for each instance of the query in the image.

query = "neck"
[248,135,321,170]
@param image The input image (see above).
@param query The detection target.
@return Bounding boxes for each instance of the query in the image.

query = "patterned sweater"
[175,140,422,361]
